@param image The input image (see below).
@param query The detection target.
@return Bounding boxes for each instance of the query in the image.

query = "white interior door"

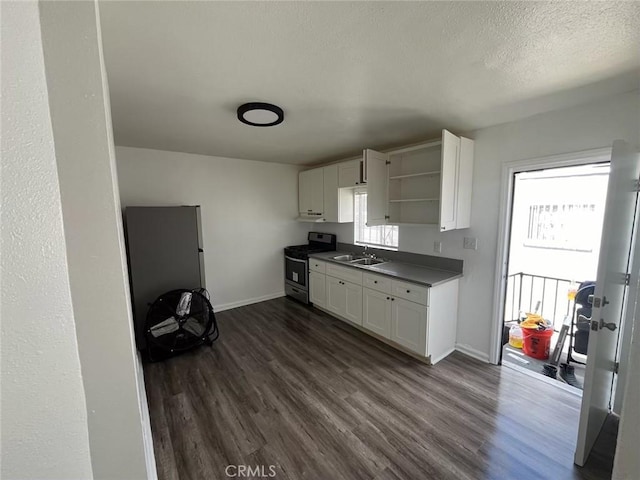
[575,140,640,466]
[364,149,389,226]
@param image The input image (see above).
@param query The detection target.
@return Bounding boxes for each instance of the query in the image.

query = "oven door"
[285,255,307,290]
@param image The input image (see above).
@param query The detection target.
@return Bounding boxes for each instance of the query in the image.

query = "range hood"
[296,214,326,222]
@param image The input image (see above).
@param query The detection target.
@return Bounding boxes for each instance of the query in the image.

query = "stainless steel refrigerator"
[124,206,205,350]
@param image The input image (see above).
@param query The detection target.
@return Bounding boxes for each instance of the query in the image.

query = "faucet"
[361,245,375,258]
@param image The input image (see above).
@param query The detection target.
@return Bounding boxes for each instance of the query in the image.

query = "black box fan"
[145,288,219,361]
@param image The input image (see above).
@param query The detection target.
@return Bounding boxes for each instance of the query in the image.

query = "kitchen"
[4,1,640,480]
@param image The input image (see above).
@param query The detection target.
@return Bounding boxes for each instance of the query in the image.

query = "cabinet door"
[455,137,474,229]
[391,297,427,355]
[309,272,326,308]
[338,160,361,187]
[363,288,391,338]
[299,170,312,214]
[323,165,339,222]
[309,168,324,214]
[344,281,363,325]
[326,276,346,316]
[439,130,460,231]
[364,149,389,226]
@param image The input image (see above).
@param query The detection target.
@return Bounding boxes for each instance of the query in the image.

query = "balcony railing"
[505,272,579,331]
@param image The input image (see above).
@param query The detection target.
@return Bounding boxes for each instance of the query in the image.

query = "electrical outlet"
[433,241,442,253]
[463,237,478,250]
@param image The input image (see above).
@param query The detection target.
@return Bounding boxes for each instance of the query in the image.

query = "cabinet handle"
[386,297,390,300]
[374,281,378,284]
[391,298,395,301]
[406,290,411,293]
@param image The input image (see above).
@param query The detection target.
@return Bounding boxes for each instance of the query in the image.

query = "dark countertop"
[309,251,462,287]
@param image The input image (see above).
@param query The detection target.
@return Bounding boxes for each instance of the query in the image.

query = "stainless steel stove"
[284,232,336,304]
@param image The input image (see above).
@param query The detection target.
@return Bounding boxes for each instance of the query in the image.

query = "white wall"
[612,239,640,479]
[38,1,153,478]
[311,90,640,361]
[0,1,93,477]
[116,147,308,311]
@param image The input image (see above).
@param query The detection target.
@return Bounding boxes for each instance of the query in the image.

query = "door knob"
[599,319,617,331]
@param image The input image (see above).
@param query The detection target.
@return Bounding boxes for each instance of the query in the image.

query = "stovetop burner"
[284,244,333,259]
[284,232,336,260]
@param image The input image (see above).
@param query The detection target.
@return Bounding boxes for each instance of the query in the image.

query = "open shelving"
[364,130,473,230]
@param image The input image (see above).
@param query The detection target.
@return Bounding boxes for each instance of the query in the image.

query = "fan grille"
[145,289,214,355]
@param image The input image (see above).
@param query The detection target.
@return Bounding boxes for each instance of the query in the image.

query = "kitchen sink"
[332,254,360,262]
[350,257,387,266]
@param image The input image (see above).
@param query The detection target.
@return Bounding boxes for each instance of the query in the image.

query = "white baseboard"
[213,291,285,312]
[455,343,490,363]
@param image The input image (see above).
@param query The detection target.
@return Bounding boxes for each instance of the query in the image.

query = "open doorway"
[500,162,610,392]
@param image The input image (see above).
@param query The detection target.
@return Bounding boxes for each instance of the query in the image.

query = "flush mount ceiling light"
[237,102,284,127]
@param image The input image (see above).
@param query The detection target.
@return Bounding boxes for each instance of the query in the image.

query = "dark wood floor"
[144,297,616,480]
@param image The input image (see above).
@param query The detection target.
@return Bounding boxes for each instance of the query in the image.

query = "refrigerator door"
[125,206,203,349]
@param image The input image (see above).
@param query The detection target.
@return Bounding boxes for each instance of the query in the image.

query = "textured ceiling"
[99,1,640,165]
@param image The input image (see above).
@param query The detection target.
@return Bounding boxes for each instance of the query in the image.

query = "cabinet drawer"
[391,280,428,306]
[326,263,363,285]
[363,273,392,294]
[309,259,326,274]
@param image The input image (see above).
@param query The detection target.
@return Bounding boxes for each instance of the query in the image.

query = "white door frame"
[489,147,613,365]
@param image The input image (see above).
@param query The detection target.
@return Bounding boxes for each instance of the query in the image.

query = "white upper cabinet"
[338,159,362,188]
[364,149,389,227]
[299,159,358,223]
[323,165,354,223]
[455,137,474,229]
[363,130,474,230]
[439,130,460,231]
[298,168,324,217]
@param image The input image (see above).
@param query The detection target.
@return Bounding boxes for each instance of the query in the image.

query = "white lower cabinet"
[326,276,362,325]
[326,276,344,315]
[390,297,428,356]
[362,288,392,338]
[310,257,458,364]
[309,271,326,308]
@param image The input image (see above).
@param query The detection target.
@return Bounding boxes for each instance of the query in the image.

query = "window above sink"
[354,191,399,250]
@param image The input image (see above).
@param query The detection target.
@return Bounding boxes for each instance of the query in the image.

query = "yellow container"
[509,324,523,349]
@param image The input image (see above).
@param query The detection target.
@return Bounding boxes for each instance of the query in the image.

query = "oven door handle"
[285,256,308,264]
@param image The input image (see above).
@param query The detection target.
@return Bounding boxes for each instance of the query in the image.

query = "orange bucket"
[521,327,553,360]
